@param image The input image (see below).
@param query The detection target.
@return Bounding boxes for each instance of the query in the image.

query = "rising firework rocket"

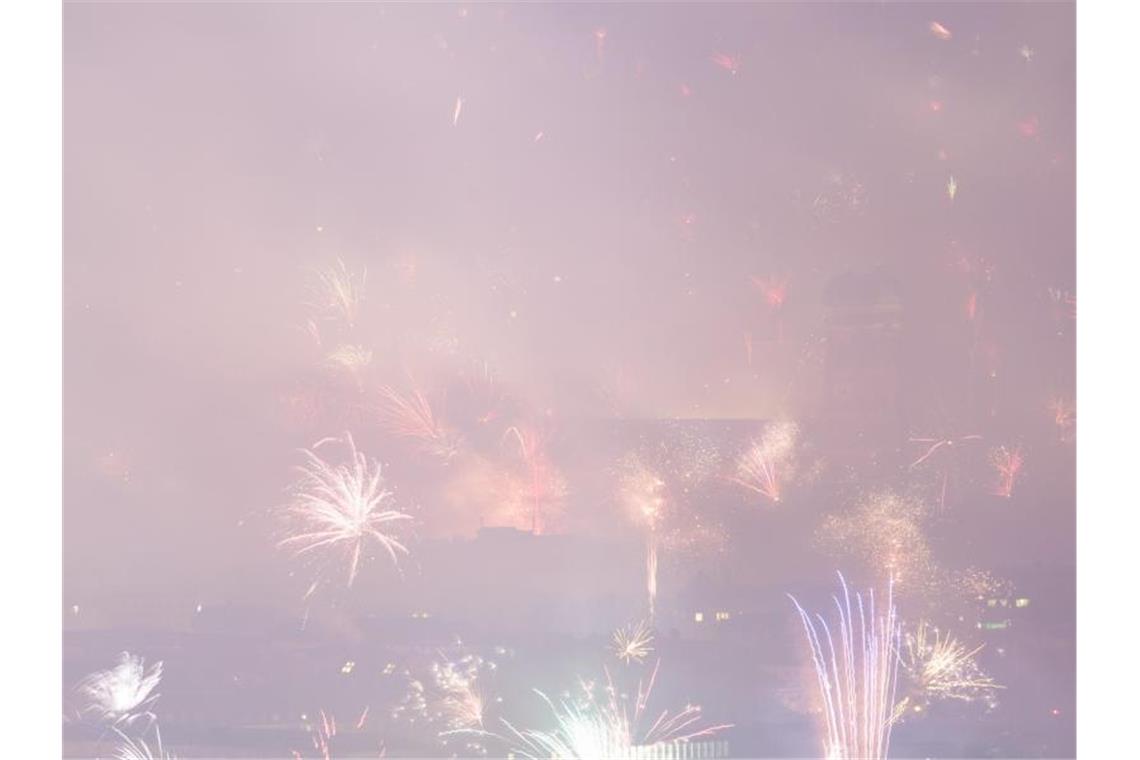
[504,425,563,535]
[788,573,902,760]
[619,463,667,620]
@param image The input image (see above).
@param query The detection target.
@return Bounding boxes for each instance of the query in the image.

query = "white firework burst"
[280,432,413,587]
[75,653,163,728]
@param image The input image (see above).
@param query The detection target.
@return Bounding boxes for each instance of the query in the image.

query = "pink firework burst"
[504,425,565,535]
[989,445,1025,499]
[375,385,462,461]
[1048,397,1075,441]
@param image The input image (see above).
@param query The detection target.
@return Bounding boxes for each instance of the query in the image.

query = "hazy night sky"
[64,2,1074,626]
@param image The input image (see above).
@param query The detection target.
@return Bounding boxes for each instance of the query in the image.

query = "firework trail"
[908,433,982,510]
[619,440,727,620]
[292,708,384,760]
[593,27,607,64]
[619,463,667,619]
[453,96,464,127]
[279,433,413,587]
[306,259,365,328]
[989,445,1025,498]
[900,621,1002,711]
[502,661,730,759]
[504,425,564,534]
[646,537,659,621]
[112,727,176,760]
[314,710,336,760]
[788,573,902,760]
[76,652,163,728]
[612,621,655,664]
[929,21,953,40]
[710,52,740,74]
[729,421,799,504]
[375,385,462,461]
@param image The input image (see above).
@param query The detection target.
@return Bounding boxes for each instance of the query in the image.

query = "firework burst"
[324,345,373,390]
[612,621,655,664]
[112,728,177,760]
[394,651,499,755]
[431,654,496,735]
[306,259,365,328]
[900,621,1002,709]
[502,661,730,759]
[989,444,1025,498]
[76,652,163,728]
[729,421,800,504]
[816,491,934,594]
[788,573,902,760]
[279,433,413,587]
[375,385,462,461]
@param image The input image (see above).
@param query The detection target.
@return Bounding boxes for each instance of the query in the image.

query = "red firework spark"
[752,275,789,310]
[752,275,789,342]
[710,52,740,74]
[965,290,979,321]
[908,434,983,509]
